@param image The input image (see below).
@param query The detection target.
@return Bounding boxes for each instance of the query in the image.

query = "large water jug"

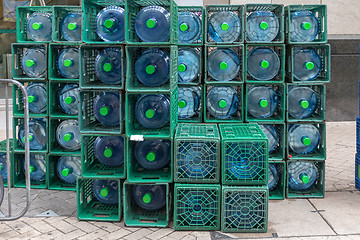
[268,163,280,191]
[247,47,280,81]
[95,6,125,42]
[57,48,80,79]
[178,48,200,83]
[92,179,119,205]
[23,154,46,182]
[135,6,170,42]
[0,154,7,181]
[56,119,81,151]
[132,184,166,210]
[208,48,240,81]
[246,11,279,42]
[288,161,318,191]
[135,94,170,129]
[19,119,47,150]
[135,48,170,87]
[208,11,241,43]
[206,86,239,119]
[135,140,171,170]
[26,12,52,42]
[290,11,319,42]
[21,48,47,78]
[61,12,82,41]
[26,83,47,114]
[94,136,124,167]
[94,48,123,85]
[93,92,120,127]
[178,12,201,44]
[293,48,322,81]
[288,124,320,154]
[247,85,279,119]
[56,156,81,184]
[58,84,80,115]
[178,87,201,119]
[288,86,319,119]
[259,124,279,154]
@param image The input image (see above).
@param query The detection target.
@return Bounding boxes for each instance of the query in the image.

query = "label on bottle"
[130,135,144,141]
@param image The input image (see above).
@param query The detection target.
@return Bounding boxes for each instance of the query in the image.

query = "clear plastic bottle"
[246,11,279,42]
[93,92,120,127]
[288,124,321,155]
[94,48,123,85]
[178,12,201,44]
[208,48,240,81]
[268,163,280,191]
[21,48,47,78]
[26,83,47,114]
[56,119,81,151]
[61,12,82,41]
[26,12,52,42]
[0,154,7,181]
[247,47,280,81]
[178,48,200,83]
[293,48,322,81]
[95,6,125,42]
[259,124,279,154]
[206,86,239,119]
[92,179,119,205]
[288,161,318,191]
[56,156,81,184]
[247,85,279,119]
[178,87,201,119]
[290,11,319,42]
[132,184,166,210]
[288,86,319,119]
[134,140,171,170]
[208,11,241,43]
[94,136,124,167]
[56,47,80,79]
[19,119,47,150]
[23,154,46,182]
[58,84,80,115]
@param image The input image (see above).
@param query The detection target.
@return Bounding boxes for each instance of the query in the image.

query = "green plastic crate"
[245,44,285,83]
[13,81,49,118]
[123,182,170,227]
[79,90,123,134]
[52,6,82,43]
[0,140,14,187]
[205,5,244,44]
[77,177,122,222]
[125,89,178,138]
[269,161,285,200]
[16,6,53,43]
[205,45,244,84]
[219,124,269,185]
[49,81,79,119]
[178,6,204,46]
[245,83,286,122]
[178,46,203,86]
[82,0,126,44]
[174,123,220,183]
[221,185,268,233]
[287,44,331,83]
[127,136,172,183]
[126,45,177,93]
[126,0,178,45]
[244,4,284,44]
[286,84,326,122]
[203,84,243,123]
[286,160,325,198]
[259,122,285,161]
[49,43,80,82]
[49,118,81,155]
[285,5,327,44]
[81,134,126,179]
[287,122,326,160]
[47,153,80,191]
[173,184,221,231]
[79,45,125,90]
[13,152,47,189]
[178,86,203,123]
[11,43,48,81]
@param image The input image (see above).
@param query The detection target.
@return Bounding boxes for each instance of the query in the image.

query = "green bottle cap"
[67,22,77,31]
[146,65,156,74]
[142,193,152,204]
[219,99,227,108]
[302,22,312,30]
[104,148,113,158]
[221,22,229,31]
[103,63,113,72]
[178,63,187,73]
[26,60,35,67]
[65,96,74,105]
[100,106,110,116]
[63,133,73,142]
[220,62,228,70]
[100,187,109,197]
[0,165,3,171]
[62,168,71,177]
[180,23,189,32]
[260,21,268,30]
[302,137,311,146]
[29,165,35,173]
[146,19,156,29]
[178,100,187,108]
[146,151,156,162]
[261,60,269,69]
[28,95,36,103]
[104,19,115,29]
[305,62,314,70]
[23,135,33,143]
[32,22,42,30]
[301,174,310,184]
[300,100,309,109]
[145,109,155,119]
[260,99,268,108]
[63,59,73,67]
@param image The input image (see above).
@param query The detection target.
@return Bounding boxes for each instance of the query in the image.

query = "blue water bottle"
[96,6,125,42]
[246,11,279,42]
[19,119,47,150]
[95,48,123,85]
[178,12,201,44]
[288,86,319,119]
[26,83,47,114]
[135,140,171,170]
[58,84,80,115]
[26,12,52,42]
[56,119,81,151]
[23,154,46,182]
[259,124,279,154]
[268,163,280,191]
[247,47,280,81]
[56,156,81,184]
[92,179,119,205]
[94,136,124,167]
[93,92,121,127]
[288,161,318,191]
[290,11,319,42]
[178,87,201,119]
[247,85,279,119]
[21,48,47,78]
[0,154,8,181]
[178,48,200,83]
[206,86,239,119]
[208,11,241,43]
[61,12,82,41]
[132,184,167,210]
[293,48,322,81]
[57,48,80,79]
[288,124,321,155]
[208,48,240,81]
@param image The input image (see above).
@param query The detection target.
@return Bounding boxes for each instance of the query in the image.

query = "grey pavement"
[0,121,358,240]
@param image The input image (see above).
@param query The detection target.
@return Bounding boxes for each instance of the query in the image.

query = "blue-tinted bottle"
[288,161,318,191]
[206,86,239,119]
[26,83,47,114]
[288,124,320,155]
[132,184,166,210]
[26,12,52,42]
[94,136,124,167]
[208,48,240,81]
[259,124,279,154]
[135,94,170,129]
[56,156,81,184]
[58,84,80,115]
[178,87,200,119]
[57,47,80,79]
[288,86,319,119]
[96,6,125,42]
[95,48,123,85]
[61,12,82,41]
[268,163,280,191]
[135,6,170,42]
[247,85,279,119]
[135,140,171,170]
[293,48,322,81]
[0,154,7,181]
[93,92,120,127]
[19,119,47,150]
[178,12,201,44]
[246,11,279,42]
[92,179,119,205]
[290,11,319,42]
[208,11,241,43]
[135,48,170,87]
[247,47,280,81]
[21,48,47,78]
[56,119,81,151]
[23,154,46,182]
[178,48,200,83]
